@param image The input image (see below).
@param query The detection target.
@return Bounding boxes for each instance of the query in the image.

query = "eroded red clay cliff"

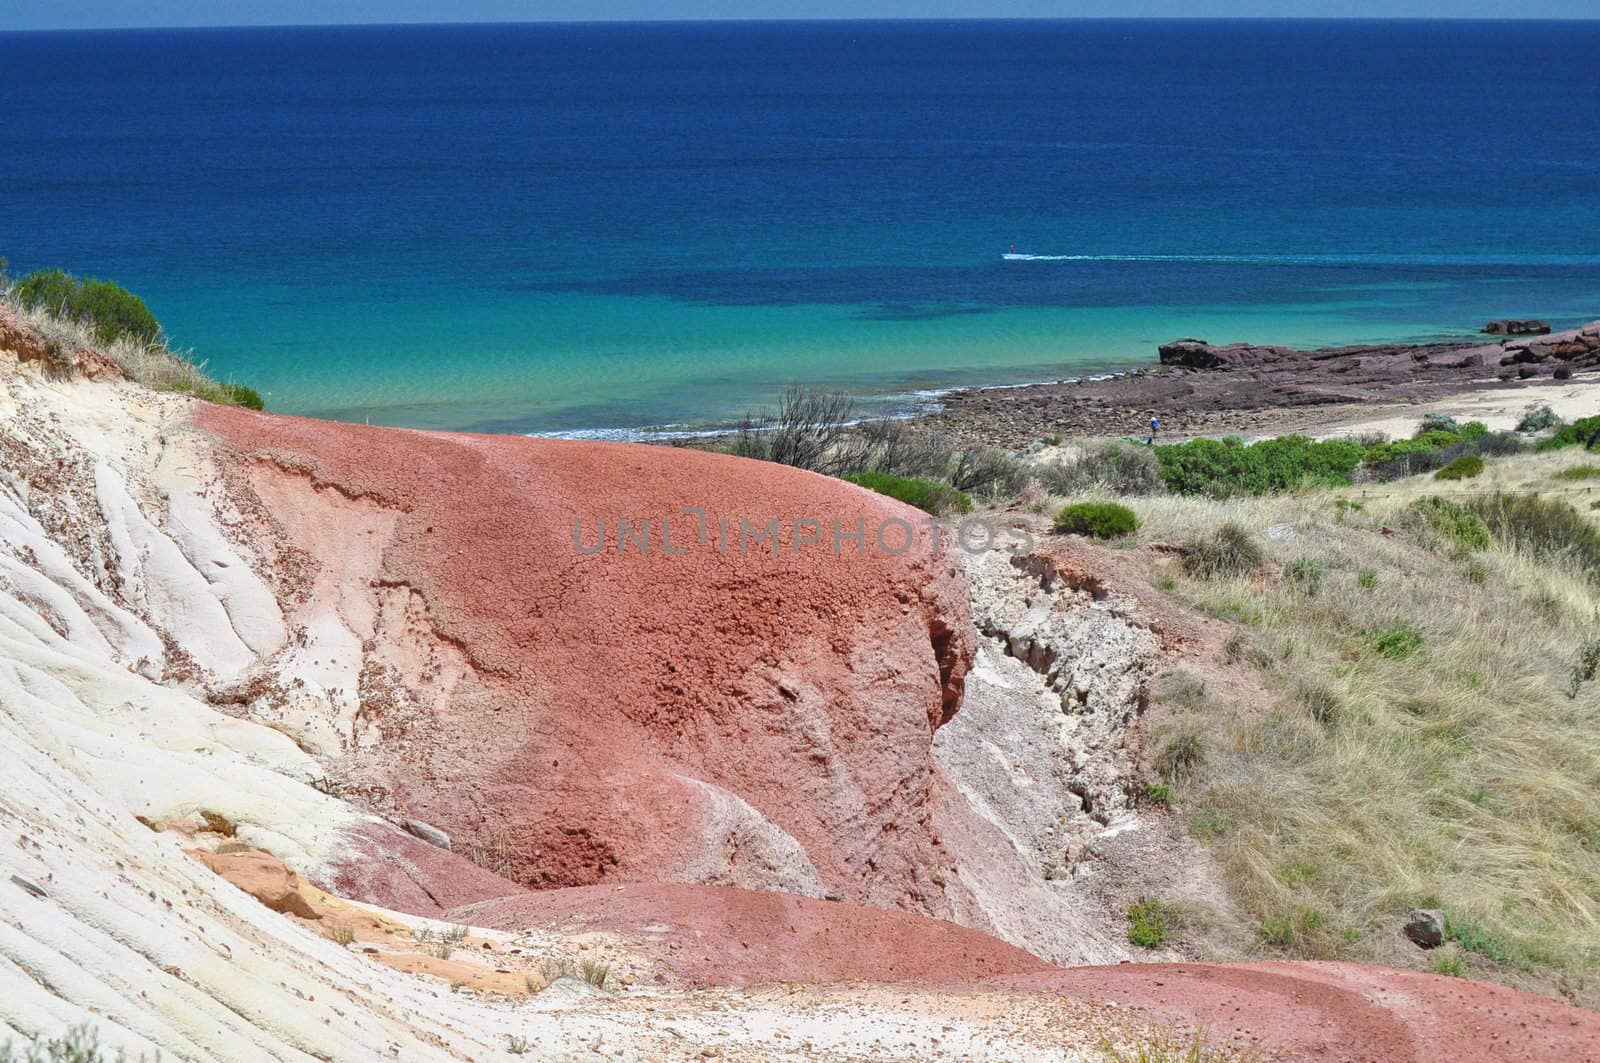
[197,405,974,916]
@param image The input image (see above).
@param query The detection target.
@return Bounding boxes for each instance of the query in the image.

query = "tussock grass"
[2,291,261,408]
[1111,449,1600,1001]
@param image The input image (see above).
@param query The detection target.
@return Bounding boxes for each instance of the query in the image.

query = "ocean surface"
[3,19,1599,436]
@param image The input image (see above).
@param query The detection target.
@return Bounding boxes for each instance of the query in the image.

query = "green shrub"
[1430,953,1468,977]
[1155,435,1366,496]
[1054,501,1138,539]
[13,268,161,346]
[1370,621,1424,660]
[1126,897,1176,948]
[216,382,265,410]
[1409,497,1492,551]
[1433,454,1484,480]
[1552,465,1600,482]
[1516,403,1561,433]
[1537,415,1600,452]
[1182,522,1264,578]
[1040,440,1166,496]
[1459,421,1488,442]
[841,471,971,516]
[1144,783,1174,807]
[1418,412,1460,435]
[1259,907,1324,948]
[1468,493,1600,583]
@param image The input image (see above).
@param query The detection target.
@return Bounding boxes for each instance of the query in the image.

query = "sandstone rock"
[403,818,452,851]
[1404,908,1444,948]
[1484,319,1551,336]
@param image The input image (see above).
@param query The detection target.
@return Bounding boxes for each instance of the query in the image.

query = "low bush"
[1054,501,1138,539]
[1155,435,1366,496]
[1040,440,1165,496]
[950,445,1031,500]
[12,268,161,346]
[1552,465,1600,482]
[1468,492,1600,583]
[1537,414,1600,453]
[1409,497,1491,551]
[1182,522,1264,578]
[1126,896,1177,948]
[841,471,972,516]
[1434,454,1484,480]
[1516,403,1562,433]
[1369,621,1424,660]
[1418,412,1460,435]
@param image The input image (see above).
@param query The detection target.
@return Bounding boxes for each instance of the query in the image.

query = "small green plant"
[1357,569,1378,589]
[216,381,265,410]
[1188,811,1235,838]
[1568,636,1600,699]
[1126,896,1176,948]
[1259,907,1324,948]
[1430,953,1468,977]
[1369,621,1424,660]
[326,921,356,947]
[1182,522,1263,579]
[1552,465,1600,481]
[840,471,972,516]
[1433,454,1484,480]
[1144,783,1174,807]
[1054,501,1139,538]
[1283,556,1324,595]
[1409,497,1492,551]
[1443,915,1525,968]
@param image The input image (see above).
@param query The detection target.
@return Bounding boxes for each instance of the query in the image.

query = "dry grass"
[2,293,256,407]
[1100,449,1600,1002]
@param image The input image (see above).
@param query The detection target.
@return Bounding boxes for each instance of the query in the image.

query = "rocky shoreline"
[925,319,1600,449]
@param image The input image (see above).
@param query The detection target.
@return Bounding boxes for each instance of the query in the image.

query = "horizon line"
[5,14,1600,34]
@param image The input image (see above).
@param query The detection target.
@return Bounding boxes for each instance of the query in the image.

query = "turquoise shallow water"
[4,21,1599,435]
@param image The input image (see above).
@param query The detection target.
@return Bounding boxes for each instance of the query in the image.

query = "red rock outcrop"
[196,405,975,918]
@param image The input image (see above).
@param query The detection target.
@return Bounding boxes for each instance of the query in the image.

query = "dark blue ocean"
[3,20,1598,435]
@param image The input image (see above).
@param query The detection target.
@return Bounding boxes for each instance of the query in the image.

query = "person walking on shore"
[1146,417,1159,445]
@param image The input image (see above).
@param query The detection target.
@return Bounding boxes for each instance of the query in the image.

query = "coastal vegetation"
[841,471,972,516]
[1064,442,1600,1005]
[1054,501,1139,539]
[2,260,263,410]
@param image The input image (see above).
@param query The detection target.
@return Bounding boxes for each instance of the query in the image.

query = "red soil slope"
[197,405,973,916]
